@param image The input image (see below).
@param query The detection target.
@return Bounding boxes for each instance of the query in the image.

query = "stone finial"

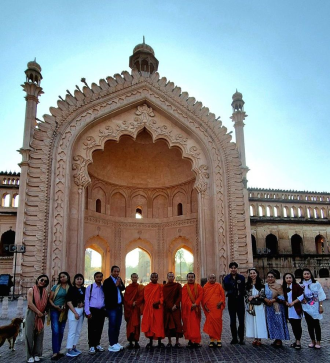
[25,58,43,85]
[231,89,245,112]
[129,39,159,74]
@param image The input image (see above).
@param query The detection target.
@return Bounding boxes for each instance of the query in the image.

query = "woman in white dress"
[245,268,268,346]
[300,268,326,349]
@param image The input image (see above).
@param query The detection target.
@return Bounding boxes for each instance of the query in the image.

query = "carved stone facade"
[3,43,328,288]
[9,43,252,285]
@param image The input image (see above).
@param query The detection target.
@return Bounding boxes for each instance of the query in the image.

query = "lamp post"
[8,244,26,299]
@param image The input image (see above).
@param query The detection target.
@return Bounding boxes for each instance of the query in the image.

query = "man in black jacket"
[223,262,246,345]
[103,265,126,352]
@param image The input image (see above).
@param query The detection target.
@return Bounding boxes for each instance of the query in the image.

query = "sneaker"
[34,357,40,362]
[73,348,82,355]
[89,347,96,355]
[66,350,79,357]
[96,345,105,352]
[115,343,124,350]
[27,358,34,363]
[108,344,120,352]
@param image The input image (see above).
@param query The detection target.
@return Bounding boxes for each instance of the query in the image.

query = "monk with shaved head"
[202,274,226,347]
[141,273,165,348]
[163,272,183,347]
[181,272,203,347]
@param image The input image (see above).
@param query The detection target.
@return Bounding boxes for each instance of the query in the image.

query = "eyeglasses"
[39,279,48,283]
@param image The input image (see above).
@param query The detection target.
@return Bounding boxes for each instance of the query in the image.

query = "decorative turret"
[230,90,249,185]
[129,37,159,74]
[21,59,44,151]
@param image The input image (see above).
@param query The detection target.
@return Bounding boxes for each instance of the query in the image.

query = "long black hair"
[300,268,316,283]
[57,271,72,286]
[246,268,264,291]
[35,274,49,287]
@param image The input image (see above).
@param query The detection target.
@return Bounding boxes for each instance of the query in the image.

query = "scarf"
[33,285,48,333]
[267,282,283,314]
[186,283,199,313]
[47,284,70,325]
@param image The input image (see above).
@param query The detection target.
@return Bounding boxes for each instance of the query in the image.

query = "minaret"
[230,90,253,266]
[129,37,159,74]
[230,90,248,186]
[14,60,43,274]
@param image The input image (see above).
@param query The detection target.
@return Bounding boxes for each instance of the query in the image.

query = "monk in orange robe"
[163,272,183,347]
[123,273,144,349]
[181,272,203,347]
[141,272,165,348]
[202,274,226,347]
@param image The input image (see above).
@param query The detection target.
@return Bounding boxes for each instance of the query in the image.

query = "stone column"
[15,61,43,276]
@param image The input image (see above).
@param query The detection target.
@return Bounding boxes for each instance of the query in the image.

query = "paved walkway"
[1,299,330,363]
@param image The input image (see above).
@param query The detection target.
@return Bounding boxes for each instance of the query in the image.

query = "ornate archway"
[16,61,251,281]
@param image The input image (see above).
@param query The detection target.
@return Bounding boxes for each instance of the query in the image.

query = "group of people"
[225,262,326,350]
[23,262,326,363]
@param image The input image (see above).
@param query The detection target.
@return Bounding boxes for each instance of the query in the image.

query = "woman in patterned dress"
[264,271,290,348]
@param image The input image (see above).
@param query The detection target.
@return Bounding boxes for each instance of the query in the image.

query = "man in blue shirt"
[103,265,126,352]
[223,262,246,345]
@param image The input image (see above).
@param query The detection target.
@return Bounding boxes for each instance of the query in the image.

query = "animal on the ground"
[0,317,24,353]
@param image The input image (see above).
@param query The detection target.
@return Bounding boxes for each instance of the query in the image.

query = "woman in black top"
[65,274,86,357]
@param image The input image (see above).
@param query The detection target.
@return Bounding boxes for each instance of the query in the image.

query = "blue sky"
[1,1,329,192]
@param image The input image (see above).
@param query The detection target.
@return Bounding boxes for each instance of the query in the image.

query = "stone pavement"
[1,299,330,363]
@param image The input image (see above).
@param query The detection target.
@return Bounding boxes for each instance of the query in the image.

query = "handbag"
[250,297,262,305]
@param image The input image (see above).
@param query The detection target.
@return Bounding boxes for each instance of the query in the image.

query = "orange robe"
[141,282,165,339]
[202,282,225,340]
[163,282,183,337]
[124,282,144,341]
[181,283,203,343]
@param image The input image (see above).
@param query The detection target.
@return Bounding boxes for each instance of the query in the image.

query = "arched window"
[319,268,330,278]
[266,234,278,255]
[251,235,257,255]
[291,234,303,255]
[315,234,325,254]
[13,194,19,208]
[2,194,10,207]
[96,199,101,213]
[135,207,142,219]
[177,203,183,216]
[273,206,278,217]
[258,206,263,216]
[266,206,271,217]
[249,205,254,216]
[294,269,303,279]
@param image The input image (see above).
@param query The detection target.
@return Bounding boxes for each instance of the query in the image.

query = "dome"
[27,59,42,73]
[133,42,155,55]
[232,90,243,101]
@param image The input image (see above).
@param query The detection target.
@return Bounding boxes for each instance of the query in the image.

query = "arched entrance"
[125,247,151,284]
[85,235,110,278]
[175,247,194,283]
[16,48,251,282]
[84,248,102,283]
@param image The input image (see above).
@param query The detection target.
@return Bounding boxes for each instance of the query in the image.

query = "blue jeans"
[106,305,123,346]
[50,309,67,354]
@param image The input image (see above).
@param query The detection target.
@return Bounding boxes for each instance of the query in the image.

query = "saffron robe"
[124,282,144,341]
[141,282,165,339]
[181,283,203,343]
[202,282,225,340]
[163,282,183,337]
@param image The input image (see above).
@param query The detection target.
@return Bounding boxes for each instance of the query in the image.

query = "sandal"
[308,343,315,348]
[256,341,262,346]
[145,342,153,349]
[166,343,172,348]
[295,344,301,350]
[314,344,321,349]
[217,341,222,348]
[208,342,216,347]
[290,343,297,348]
[174,343,181,348]
[158,342,165,348]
